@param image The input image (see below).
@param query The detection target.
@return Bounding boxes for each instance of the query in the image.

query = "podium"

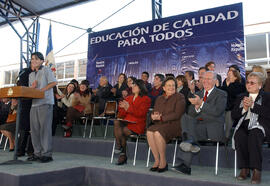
[0,86,44,165]
[0,86,44,99]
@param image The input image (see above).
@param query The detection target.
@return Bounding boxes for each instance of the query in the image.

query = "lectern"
[0,86,44,164]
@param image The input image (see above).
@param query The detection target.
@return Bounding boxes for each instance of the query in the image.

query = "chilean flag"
[45,23,56,72]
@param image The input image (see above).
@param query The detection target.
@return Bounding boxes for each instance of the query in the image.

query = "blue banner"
[87,3,244,88]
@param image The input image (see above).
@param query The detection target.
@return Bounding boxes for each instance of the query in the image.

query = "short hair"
[162,77,177,90]
[100,76,108,82]
[248,72,266,85]
[142,71,149,78]
[165,73,175,78]
[229,64,240,72]
[205,71,217,80]
[176,75,188,87]
[154,74,165,82]
[185,71,195,80]
[198,67,206,72]
[133,79,148,96]
[205,61,215,70]
[31,52,44,61]
[252,65,268,79]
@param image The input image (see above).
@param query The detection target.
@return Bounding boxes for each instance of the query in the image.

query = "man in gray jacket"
[173,71,227,175]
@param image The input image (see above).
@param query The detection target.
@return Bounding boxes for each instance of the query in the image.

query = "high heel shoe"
[115,154,127,165]
[158,164,168,173]
[149,167,159,172]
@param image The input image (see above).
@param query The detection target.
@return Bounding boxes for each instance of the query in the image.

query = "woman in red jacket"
[114,79,151,165]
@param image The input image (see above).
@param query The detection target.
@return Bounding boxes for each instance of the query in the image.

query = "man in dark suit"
[173,71,227,175]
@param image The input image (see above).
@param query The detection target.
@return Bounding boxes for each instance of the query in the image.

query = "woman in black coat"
[221,69,246,138]
[232,72,270,184]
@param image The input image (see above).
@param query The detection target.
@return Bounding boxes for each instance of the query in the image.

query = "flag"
[45,23,56,72]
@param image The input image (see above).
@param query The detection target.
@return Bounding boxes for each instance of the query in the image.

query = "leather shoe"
[27,155,40,161]
[158,164,168,173]
[251,169,261,184]
[39,156,53,163]
[17,152,25,157]
[237,168,250,180]
[115,154,127,165]
[172,163,191,175]
[149,166,159,172]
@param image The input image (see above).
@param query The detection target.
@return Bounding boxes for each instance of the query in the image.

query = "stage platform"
[0,137,270,186]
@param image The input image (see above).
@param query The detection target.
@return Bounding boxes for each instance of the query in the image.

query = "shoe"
[114,147,123,154]
[172,163,191,175]
[115,154,127,165]
[62,125,70,130]
[237,168,250,180]
[27,155,40,161]
[64,129,72,137]
[17,152,26,157]
[158,164,168,173]
[9,149,14,152]
[251,169,261,184]
[149,166,159,172]
[179,142,200,153]
[39,156,53,163]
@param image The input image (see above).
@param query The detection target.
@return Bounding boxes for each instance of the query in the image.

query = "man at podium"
[27,52,57,163]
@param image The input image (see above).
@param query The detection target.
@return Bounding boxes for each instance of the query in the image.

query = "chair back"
[104,101,117,116]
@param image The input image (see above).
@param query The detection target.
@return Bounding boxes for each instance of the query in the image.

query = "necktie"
[203,91,208,102]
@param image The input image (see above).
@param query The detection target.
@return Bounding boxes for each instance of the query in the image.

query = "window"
[246,34,267,60]
[4,71,11,84]
[56,63,64,80]
[78,59,87,78]
[11,69,19,84]
[65,61,74,79]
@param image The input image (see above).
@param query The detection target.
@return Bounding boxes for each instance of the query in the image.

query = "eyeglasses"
[246,81,257,85]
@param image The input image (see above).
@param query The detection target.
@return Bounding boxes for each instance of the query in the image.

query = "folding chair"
[146,136,181,167]
[82,102,95,138]
[111,134,145,166]
[89,101,117,139]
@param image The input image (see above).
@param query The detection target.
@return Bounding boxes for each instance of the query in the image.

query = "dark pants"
[17,130,33,155]
[234,123,264,171]
[66,107,84,125]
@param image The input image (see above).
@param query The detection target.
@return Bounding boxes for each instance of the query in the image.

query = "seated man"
[173,71,227,175]
[92,76,113,114]
[141,71,152,92]
[148,74,164,108]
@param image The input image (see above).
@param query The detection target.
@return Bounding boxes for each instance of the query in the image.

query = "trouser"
[30,104,53,157]
[66,107,84,125]
[17,130,33,155]
[225,111,234,138]
[234,123,264,171]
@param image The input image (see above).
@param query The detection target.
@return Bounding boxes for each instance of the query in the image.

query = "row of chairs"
[74,101,230,176]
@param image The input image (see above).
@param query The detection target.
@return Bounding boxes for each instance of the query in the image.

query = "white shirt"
[195,86,215,113]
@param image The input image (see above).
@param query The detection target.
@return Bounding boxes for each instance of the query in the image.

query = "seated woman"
[221,69,246,139]
[176,75,191,110]
[111,73,128,101]
[0,99,18,151]
[62,80,91,137]
[114,79,151,165]
[232,72,270,184]
[147,77,186,173]
[56,82,76,110]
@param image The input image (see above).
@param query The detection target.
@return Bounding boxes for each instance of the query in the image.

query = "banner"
[87,3,244,88]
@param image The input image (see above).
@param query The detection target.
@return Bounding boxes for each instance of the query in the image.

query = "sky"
[0,0,269,66]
